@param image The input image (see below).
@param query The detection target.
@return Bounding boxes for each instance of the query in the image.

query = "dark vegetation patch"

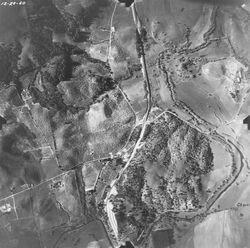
[120,241,135,248]
[0,42,22,85]
[77,0,110,27]
[0,116,6,130]
[112,114,214,241]
[20,195,34,212]
[243,115,250,130]
[25,0,87,66]
[29,54,75,111]
[0,3,27,43]
[38,197,58,221]
[0,123,43,194]
[92,76,117,101]
[118,0,134,7]
[152,229,175,248]
[104,102,113,118]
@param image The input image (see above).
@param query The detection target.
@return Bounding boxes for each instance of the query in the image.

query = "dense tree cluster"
[135,30,145,58]
[113,113,215,239]
[0,42,22,86]
[29,55,72,111]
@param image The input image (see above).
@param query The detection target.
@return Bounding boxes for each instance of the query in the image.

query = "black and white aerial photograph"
[0,0,250,247]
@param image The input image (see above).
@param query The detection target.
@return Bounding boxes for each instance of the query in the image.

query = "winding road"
[105,0,153,240]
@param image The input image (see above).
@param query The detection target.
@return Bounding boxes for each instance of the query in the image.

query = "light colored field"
[115,26,137,59]
[121,78,145,101]
[176,81,231,125]
[149,72,174,109]
[86,102,107,133]
[193,210,249,248]
[177,207,250,248]
[224,7,250,61]
[82,162,102,191]
[214,162,250,210]
[189,6,213,49]
[120,77,147,116]
[136,0,205,46]
[175,56,248,126]
[109,59,130,80]
[84,89,135,159]
[202,140,232,192]
[89,43,109,62]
